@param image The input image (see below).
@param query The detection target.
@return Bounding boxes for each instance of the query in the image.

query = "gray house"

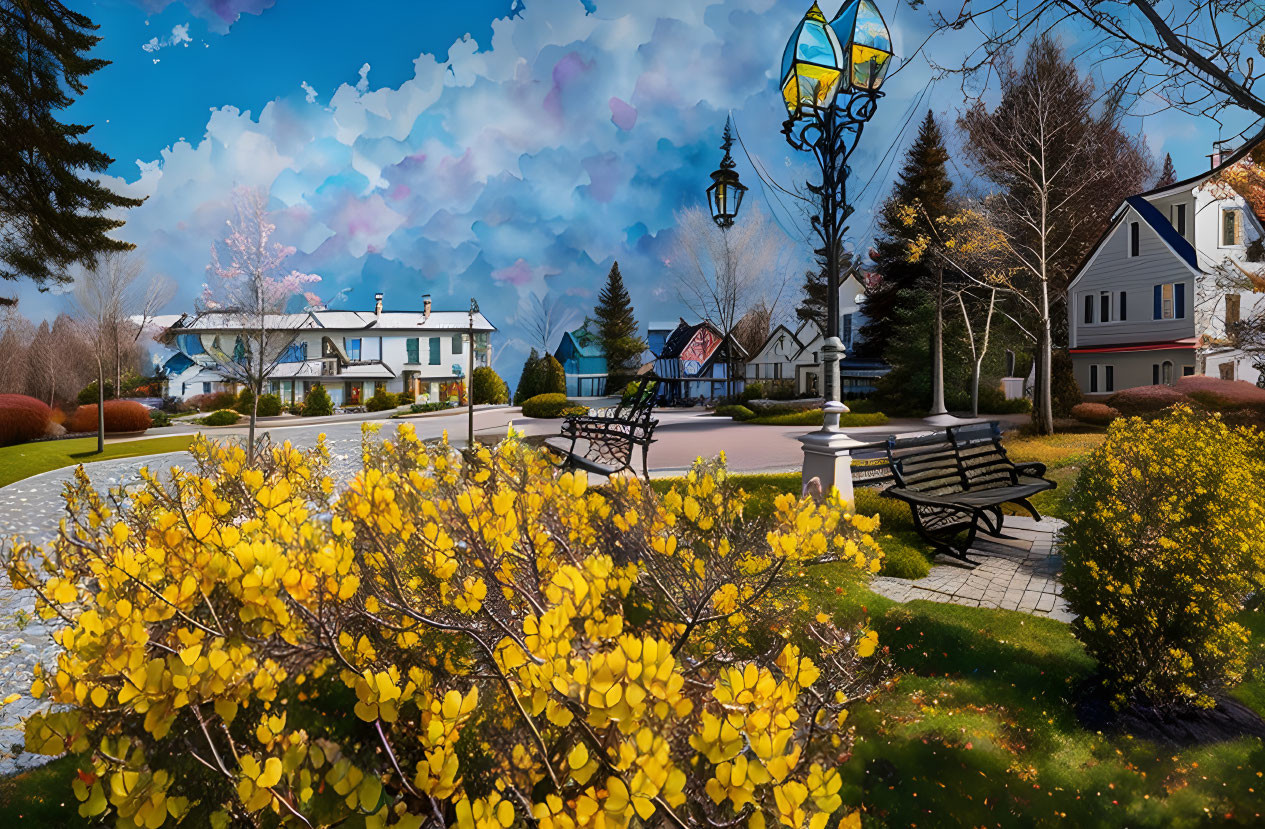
[1067,145,1264,393]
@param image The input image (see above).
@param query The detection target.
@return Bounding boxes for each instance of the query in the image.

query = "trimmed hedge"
[0,394,52,447]
[1071,402,1119,426]
[199,409,240,426]
[520,393,586,418]
[69,400,152,434]
[365,391,399,412]
[186,392,236,412]
[715,404,755,421]
[1105,384,1188,417]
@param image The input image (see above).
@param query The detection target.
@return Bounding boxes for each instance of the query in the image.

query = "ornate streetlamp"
[780,0,892,499]
[707,118,747,229]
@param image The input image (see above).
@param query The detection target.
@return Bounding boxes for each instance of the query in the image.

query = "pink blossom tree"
[201,187,320,457]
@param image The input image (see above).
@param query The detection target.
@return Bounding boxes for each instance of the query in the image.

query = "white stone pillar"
[799,400,862,507]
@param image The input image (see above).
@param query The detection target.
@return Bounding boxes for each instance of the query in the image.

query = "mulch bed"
[1076,675,1265,746]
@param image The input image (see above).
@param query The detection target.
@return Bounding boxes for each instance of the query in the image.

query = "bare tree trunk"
[95,357,105,454]
[930,267,947,416]
[1034,320,1054,435]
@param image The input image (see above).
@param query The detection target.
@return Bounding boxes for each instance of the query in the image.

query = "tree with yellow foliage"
[6,426,886,827]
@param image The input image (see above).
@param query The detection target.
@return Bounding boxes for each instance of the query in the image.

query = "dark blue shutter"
[1153,285,1162,319]
[429,337,440,365]
[1175,283,1185,318]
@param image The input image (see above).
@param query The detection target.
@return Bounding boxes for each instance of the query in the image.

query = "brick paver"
[871,515,1073,622]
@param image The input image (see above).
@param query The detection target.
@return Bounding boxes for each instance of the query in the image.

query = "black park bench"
[545,379,659,478]
[881,421,1056,564]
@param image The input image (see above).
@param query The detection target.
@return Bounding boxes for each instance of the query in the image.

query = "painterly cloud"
[133,0,276,33]
[142,22,192,54]
[103,0,929,380]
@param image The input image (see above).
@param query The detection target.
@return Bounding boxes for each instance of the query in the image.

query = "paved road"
[0,406,1006,775]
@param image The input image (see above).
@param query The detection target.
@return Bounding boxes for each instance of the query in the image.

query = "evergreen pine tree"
[593,262,646,388]
[513,348,543,405]
[1156,153,1177,187]
[0,1,143,304]
[860,111,953,361]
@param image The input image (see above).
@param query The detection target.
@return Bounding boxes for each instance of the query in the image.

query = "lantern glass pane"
[790,63,842,113]
[732,186,745,215]
[715,183,728,216]
[851,44,891,90]
[854,1,891,51]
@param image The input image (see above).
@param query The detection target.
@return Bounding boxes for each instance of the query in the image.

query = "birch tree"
[673,205,789,399]
[957,35,1151,433]
[201,187,320,460]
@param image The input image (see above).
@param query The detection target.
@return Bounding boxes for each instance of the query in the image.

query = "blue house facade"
[554,326,608,397]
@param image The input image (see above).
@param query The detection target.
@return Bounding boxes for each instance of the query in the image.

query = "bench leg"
[1016,498,1044,521]
[641,440,651,480]
[908,506,983,567]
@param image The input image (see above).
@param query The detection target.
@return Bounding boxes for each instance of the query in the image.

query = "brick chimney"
[422,294,432,318]
[374,292,383,317]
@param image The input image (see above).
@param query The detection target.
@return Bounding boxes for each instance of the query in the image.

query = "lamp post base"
[799,401,862,508]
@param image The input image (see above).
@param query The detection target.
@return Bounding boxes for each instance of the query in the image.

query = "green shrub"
[542,354,566,395]
[394,392,414,407]
[256,393,282,417]
[1060,407,1265,708]
[977,385,1033,414]
[286,403,303,416]
[560,405,589,417]
[742,382,764,402]
[148,410,172,428]
[365,391,398,412]
[472,366,510,405]
[77,380,115,405]
[520,393,584,418]
[514,349,545,405]
[199,409,240,426]
[233,387,253,415]
[301,384,334,417]
[715,404,755,421]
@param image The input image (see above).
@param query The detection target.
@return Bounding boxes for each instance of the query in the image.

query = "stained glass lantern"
[707,119,747,228]
[779,3,846,120]
[830,0,893,92]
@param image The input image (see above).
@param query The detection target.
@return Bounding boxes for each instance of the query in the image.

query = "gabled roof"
[161,353,195,375]
[750,323,802,360]
[1134,139,1259,201]
[1125,195,1200,271]
[164,308,496,338]
[558,326,604,359]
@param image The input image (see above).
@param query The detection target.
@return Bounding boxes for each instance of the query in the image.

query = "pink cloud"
[609,97,637,131]
[492,258,534,286]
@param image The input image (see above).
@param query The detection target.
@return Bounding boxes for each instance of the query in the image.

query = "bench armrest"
[1013,461,1047,478]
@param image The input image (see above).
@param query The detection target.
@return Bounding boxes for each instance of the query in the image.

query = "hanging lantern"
[706,119,747,228]
[779,3,846,120]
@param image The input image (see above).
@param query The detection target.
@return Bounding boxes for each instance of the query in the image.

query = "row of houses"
[160,293,496,406]
[556,272,888,401]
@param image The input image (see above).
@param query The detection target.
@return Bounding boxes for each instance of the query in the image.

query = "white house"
[746,271,888,396]
[1068,143,1265,393]
[160,293,496,406]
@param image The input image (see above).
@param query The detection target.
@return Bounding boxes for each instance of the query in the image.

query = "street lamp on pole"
[780,0,891,415]
[707,117,747,398]
[779,0,892,501]
[707,118,746,230]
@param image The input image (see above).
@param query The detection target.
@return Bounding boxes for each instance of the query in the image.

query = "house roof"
[164,308,497,339]
[558,326,604,359]
[657,319,749,364]
[265,360,397,380]
[1133,139,1259,201]
[1125,195,1200,271]
[161,353,195,375]
[750,323,802,360]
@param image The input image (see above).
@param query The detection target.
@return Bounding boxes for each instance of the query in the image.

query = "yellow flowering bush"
[6,425,886,827]
[1060,407,1265,708]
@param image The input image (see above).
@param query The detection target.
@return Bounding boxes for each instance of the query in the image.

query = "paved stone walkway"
[871,515,1073,622]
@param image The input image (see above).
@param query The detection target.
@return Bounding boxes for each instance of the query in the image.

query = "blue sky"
[13,0,1253,377]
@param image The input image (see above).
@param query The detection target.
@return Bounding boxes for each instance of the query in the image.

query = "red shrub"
[0,394,52,447]
[1105,385,1190,417]
[69,400,152,434]
[1173,375,1265,411]
[187,391,236,412]
[1071,402,1120,426]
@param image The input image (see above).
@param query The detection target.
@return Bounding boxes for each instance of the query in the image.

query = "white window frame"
[1099,291,1112,324]
[1089,364,1115,394]
[1222,208,1243,247]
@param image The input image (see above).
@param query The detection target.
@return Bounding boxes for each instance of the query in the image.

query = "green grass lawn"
[0,435,196,488]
